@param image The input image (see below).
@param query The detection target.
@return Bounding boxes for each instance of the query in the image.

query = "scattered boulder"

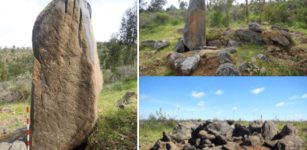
[117,92,137,108]
[31,0,103,149]
[274,124,298,140]
[208,40,223,48]
[0,142,11,150]
[235,29,264,44]
[175,39,189,53]
[142,40,170,50]
[218,51,232,64]
[10,141,27,150]
[263,29,292,48]
[248,22,262,33]
[262,121,278,141]
[181,55,201,75]
[256,54,268,61]
[216,63,241,76]
[248,121,263,134]
[276,135,303,150]
[223,47,237,54]
[227,40,239,47]
[171,122,200,143]
[152,121,303,150]
[183,0,206,50]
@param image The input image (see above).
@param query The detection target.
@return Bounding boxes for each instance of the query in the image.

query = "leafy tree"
[178,0,187,10]
[139,0,147,12]
[148,0,167,12]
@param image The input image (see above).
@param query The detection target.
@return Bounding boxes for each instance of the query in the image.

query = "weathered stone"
[263,30,291,47]
[248,121,263,134]
[274,124,298,140]
[171,122,197,142]
[227,40,239,47]
[183,144,196,150]
[233,124,250,137]
[218,51,232,64]
[248,22,262,32]
[223,142,241,150]
[180,55,200,75]
[199,130,215,140]
[262,121,278,141]
[10,141,27,150]
[256,54,268,61]
[0,142,11,150]
[223,47,237,54]
[175,39,189,53]
[216,63,241,76]
[235,29,264,44]
[276,135,303,150]
[31,0,103,149]
[151,140,179,150]
[242,135,263,146]
[162,131,171,142]
[183,0,205,50]
[208,40,223,47]
[141,40,156,48]
[141,40,170,50]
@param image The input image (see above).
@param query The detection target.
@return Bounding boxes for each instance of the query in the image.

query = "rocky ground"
[150,120,305,150]
[140,23,307,76]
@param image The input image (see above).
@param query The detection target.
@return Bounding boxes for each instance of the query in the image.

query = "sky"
[0,0,134,47]
[140,77,307,121]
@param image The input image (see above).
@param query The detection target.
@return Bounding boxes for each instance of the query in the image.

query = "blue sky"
[140,77,307,121]
[0,0,134,47]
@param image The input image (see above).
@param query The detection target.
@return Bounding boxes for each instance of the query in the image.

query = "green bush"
[155,12,170,24]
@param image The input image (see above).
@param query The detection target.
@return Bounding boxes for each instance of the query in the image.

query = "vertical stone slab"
[31,0,103,149]
[183,0,206,50]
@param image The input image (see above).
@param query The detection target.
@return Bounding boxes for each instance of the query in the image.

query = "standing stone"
[183,0,205,50]
[31,0,103,149]
[262,121,278,141]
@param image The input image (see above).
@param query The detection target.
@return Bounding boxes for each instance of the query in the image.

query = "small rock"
[216,63,241,76]
[154,40,170,50]
[256,54,268,61]
[199,130,215,140]
[208,40,223,47]
[218,51,232,64]
[249,22,262,32]
[223,47,237,54]
[227,40,239,47]
[0,142,11,150]
[242,134,263,146]
[10,141,27,150]
[180,55,201,75]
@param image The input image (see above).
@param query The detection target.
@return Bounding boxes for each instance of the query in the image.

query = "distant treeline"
[140,0,307,28]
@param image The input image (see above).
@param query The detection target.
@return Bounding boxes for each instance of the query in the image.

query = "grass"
[0,98,30,134]
[87,79,137,149]
[139,120,177,149]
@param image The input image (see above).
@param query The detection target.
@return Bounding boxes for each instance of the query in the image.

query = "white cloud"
[301,93,307,99]
[232,107,238,111]
[251,87,265,95]
[276,102,285,107]
[215,90,223,95]
[192,91,205,99]
[197,101,205,107]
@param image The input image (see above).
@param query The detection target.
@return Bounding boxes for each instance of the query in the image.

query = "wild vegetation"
[140,0,307,76]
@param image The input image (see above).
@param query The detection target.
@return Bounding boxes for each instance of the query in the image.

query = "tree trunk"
[246,0,249,23]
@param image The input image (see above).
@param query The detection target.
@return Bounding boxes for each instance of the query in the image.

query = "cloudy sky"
[0,0,134,47]
[140,77,307,121]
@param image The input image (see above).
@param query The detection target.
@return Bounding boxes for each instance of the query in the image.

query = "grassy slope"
[88,79,137,149]
[139,120,307,150]
[140,22,184,76]
[140,12,307,76]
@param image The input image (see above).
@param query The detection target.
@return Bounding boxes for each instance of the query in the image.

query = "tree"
[119,1,137,65]
[148,0,167,12]
[246,0,249,23]
[178,0,187,10]
[139,0,147,12]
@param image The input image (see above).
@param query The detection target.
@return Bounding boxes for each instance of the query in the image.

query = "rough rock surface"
[216,63,241,76]
[31,0,103,149]
[235,29,264,44]
[183,0,205,50]
[180,55,201,75]
[262,121,278,141]
[151,121,303,150]
[249,22,262,32]
[141,40,170,50]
